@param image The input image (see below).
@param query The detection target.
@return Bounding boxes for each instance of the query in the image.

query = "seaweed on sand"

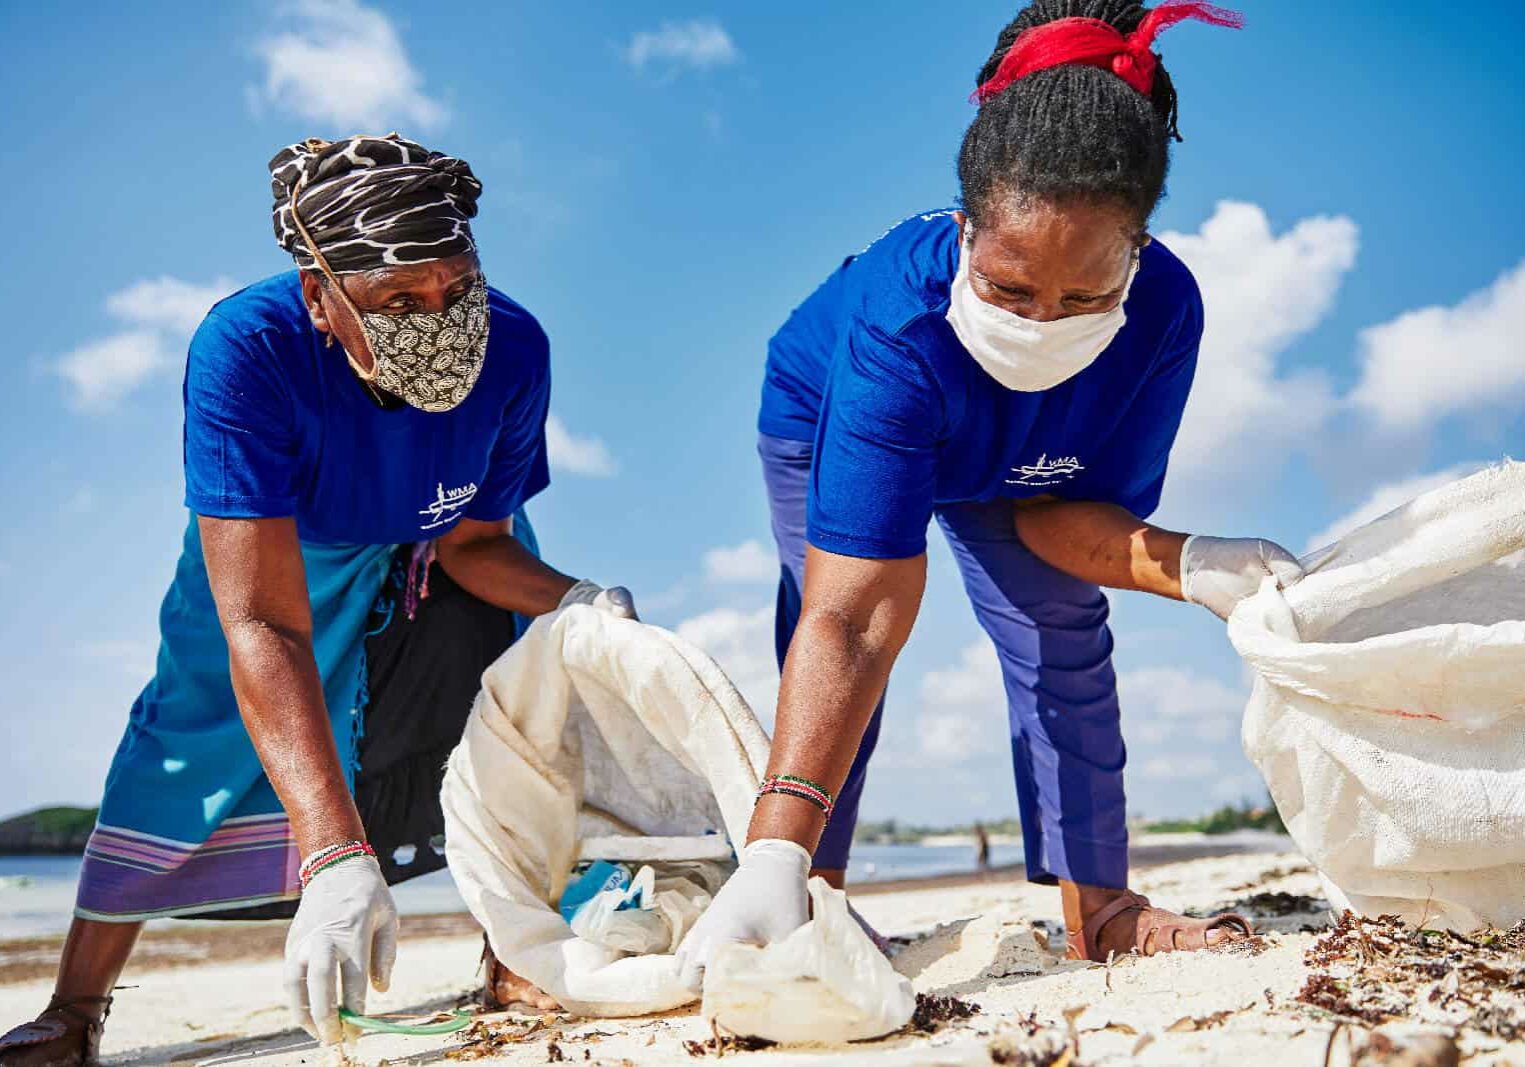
[1297,912,1525,1040]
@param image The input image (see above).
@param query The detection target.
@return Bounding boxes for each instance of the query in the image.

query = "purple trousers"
[759,433,1129,888]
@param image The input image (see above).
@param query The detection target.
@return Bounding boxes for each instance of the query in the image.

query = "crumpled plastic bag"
[570,865,712,955]
[701,878,916,1044]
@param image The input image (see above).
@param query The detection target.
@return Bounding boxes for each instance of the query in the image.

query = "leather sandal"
[0,995,112,1067]
[1066,890,1253,961]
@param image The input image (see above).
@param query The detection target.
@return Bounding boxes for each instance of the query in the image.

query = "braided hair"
[958,0,1182,231]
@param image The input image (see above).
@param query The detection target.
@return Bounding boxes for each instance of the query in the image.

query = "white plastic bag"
[1232,462,1525,930]
[569,866,712,955]
[702,878,916,1044]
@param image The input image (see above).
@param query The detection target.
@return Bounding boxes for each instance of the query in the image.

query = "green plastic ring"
[336,1007,474,1035]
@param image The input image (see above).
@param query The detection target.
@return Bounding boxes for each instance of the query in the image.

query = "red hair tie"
[973,1,1243,103]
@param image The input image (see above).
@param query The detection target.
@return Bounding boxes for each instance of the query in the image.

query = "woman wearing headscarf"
[0,134,630,1065]
[678,1,1299,988]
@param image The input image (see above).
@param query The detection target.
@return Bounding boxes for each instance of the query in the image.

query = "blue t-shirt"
[759,210,1202,560]
[183,271,551,545]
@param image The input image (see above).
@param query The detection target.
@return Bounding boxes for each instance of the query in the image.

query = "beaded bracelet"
[299,840,376,888]
[757,774,835,820]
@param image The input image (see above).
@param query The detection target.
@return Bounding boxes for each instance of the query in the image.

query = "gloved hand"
[559,579,639,621]
[284,854,399,1045]
[1180,535,1304,620]
[675,839,811,992]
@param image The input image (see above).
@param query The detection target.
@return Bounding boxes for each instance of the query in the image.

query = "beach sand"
[1,845,1518,1066]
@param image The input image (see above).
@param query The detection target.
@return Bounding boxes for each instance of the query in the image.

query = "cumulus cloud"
[1160,201,1359,477]
[57,332,167,412]
[106,276,239,337]
[1351,259,1525,430]
[1116,666,1244,748]
[676,603,777,723]
[56,277,233,411]
[545,414,618,477]
[703,539,777,583]
[915,641,1004,765]
[1302,463,1485,553]
[1114,664,1272,815]
[253,0,447,131]
[625,19,739,72]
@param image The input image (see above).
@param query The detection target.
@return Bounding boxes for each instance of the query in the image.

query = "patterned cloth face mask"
[289,178,490,413]
[342,278,490,413]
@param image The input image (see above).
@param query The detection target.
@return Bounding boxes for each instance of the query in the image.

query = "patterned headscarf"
[269,134,482,273]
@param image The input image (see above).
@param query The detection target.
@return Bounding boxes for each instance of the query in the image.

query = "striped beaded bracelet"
[299,840,376,889]
[757,774,835,820]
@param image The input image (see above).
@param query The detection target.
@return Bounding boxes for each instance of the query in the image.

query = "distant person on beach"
[975,823,992,871]
[678,0,1296,989]
[0,134,634,1065]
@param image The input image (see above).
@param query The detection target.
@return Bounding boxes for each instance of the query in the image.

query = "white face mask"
[945,238,1138,392]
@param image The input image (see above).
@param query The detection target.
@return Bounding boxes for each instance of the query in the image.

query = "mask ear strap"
[290,179,378,382]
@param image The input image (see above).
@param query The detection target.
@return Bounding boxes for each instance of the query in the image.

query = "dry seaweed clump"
[681,1032,775,1056]
[911,992,982,1033]
[1297,912,1525,1040]
[448,1016,563,1061]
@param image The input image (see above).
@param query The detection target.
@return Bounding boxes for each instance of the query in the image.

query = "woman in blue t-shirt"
[678,0,1299,986]
[2,135,630,1064]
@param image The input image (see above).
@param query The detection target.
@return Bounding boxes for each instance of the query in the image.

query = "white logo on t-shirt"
[418,481,478,531]
[1006,454,1085,488]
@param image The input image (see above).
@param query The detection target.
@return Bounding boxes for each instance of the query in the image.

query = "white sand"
[2,851,1517,1065]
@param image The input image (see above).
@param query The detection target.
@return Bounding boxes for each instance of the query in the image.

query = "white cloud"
[1117,666,1243,746]
[1351,259,1525,430]
[704,539,776,584]
[1302,463,1483,554]
[1160,201,1359,477]
[1136,753,1218,781]
[56,278,232,411]
[106,276,237,337]
[57,332,167,412]
[253,0,446,131]
[676,604,778,723]
[545,414,618,477]
[914,641,1004,765]
[625,19,739,72]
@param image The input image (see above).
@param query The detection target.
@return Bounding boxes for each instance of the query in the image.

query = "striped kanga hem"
[75,813,300,920]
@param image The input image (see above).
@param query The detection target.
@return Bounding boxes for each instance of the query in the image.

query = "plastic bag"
[569,865,713,955]
[1232,462,1525,930]
[702,877,916,1044]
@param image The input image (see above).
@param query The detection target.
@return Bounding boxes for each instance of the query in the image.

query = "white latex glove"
[284,854,399,1045]
[675,839,810,992]
[1180,535,1304,621]
[559,579,639,621]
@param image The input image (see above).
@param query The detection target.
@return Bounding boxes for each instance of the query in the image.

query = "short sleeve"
[807,320,943,559]
[183,312,302,518]
[1062,289,1201,519]
[464,321,552,522]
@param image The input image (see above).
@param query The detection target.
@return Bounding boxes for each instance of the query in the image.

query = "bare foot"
[481,938,561,1012]
[488,966,562,1012]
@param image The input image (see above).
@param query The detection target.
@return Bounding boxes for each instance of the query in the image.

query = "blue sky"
[1,1,1521,825]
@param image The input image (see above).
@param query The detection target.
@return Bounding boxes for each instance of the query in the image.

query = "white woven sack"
[1231,462,1525,930]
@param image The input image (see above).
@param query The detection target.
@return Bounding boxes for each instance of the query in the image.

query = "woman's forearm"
[436,532,577,616]
[748,548,927,854]
[224,620,365,856]
[1013,499,1187,599]
[748,608,905,853]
